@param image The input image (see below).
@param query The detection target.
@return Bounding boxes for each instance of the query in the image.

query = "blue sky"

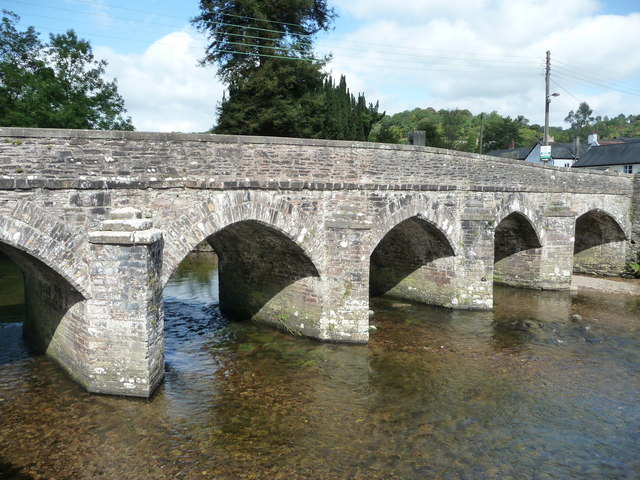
[5,0,640,133]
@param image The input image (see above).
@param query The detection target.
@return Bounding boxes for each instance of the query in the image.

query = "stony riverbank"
[572,274,640,295]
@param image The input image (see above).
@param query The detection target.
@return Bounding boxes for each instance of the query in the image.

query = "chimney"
[587,133,599,146]
[574,136,580,159]
[408,131,426,146]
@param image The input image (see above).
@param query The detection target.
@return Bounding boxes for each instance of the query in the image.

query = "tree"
[439,109,473,150]
[192,1,381,140]
[0,10,133,130]
[564,102,594,141]
[193,0,334,82]
[415,118,443,147]
[481,112,523,151]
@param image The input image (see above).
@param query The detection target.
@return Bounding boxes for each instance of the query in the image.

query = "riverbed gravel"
[572,274,640,295]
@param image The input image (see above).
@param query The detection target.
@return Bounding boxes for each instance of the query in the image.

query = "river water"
[1,252,639,479]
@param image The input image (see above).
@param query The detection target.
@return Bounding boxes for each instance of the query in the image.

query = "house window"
[624,165,633,174]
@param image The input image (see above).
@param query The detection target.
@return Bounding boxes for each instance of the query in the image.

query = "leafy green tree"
[193,0,331,137]
[481,112,523,151]
[369,122,403,144]
[439,109,473,150]
[369,104,640,153]
[0,10,133,130]
[215,57,325,137]
[564,102,594,141]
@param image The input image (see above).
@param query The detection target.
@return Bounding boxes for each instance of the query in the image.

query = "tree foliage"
[564,102,594,140]
[193,0,335,82]
[193,0,381,140]
[368,101,640,153]
[481,113,525,151]
[369,108,538,151]
[0,10,133,130]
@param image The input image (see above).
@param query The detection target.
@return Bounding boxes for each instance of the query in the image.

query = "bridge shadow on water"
[0,460,43,480]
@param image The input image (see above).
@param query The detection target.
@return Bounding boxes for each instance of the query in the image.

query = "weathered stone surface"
[0,127,636,397]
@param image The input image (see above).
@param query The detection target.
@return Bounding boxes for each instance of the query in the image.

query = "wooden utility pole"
[543,50,551,146]
[479,112,484,153]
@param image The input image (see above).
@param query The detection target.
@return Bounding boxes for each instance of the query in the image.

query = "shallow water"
[1,252,639,479]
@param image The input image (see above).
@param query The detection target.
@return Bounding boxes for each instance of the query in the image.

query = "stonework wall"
[0,127,635,396]
[632,174,640,259]
[0,128,632,195]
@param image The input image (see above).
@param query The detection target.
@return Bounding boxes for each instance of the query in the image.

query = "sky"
[4,0,640,133]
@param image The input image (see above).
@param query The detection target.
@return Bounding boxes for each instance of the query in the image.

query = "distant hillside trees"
[0,10,133,130]
[370,108,533,152]
[370,103,640,152]
[193,0,382,140]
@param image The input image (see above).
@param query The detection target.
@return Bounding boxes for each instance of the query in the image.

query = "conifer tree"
[193,1,382,140]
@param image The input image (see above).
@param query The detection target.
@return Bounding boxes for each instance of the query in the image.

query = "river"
[1,252,639,479]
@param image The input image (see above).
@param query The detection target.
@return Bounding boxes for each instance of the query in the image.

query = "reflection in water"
[1,253,639,479]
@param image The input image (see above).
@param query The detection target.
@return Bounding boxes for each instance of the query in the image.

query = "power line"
[553,70,640,98]
[23,22,540,77]
[14,8,540,69]
[550,78,582,103]
[5,0,542,65]
[5,0,317,40]
[554,62,640,94]
[6,0,640,102]
[554,56,639,91]
[24,22,543,78]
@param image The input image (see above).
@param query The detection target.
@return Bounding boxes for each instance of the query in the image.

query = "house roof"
[544,142,589,159]
[485,146,532,160]
[573,141,640,168]
[595,137,640,146]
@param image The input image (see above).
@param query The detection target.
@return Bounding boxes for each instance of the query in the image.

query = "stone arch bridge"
[1,128,638,397]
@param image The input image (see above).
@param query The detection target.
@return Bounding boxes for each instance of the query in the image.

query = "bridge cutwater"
[1,127,638,397]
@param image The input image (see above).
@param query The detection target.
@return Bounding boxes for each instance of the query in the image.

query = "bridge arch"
[367,195,459,307]
[495,194,544,244]
[161,191,324,285]
[573,203,629,235]
[573,208,628,275]
[365,195,459,258]
[0,205,90,298]
[493,211,543,288]
[160,192,324,337]
[0,205,88,366]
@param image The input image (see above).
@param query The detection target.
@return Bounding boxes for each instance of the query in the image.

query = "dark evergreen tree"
[193,1,382,140]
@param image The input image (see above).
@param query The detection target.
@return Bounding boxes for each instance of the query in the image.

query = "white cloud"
[96,31,224,132]
[322,0,640,127]
[332,0,487,22]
